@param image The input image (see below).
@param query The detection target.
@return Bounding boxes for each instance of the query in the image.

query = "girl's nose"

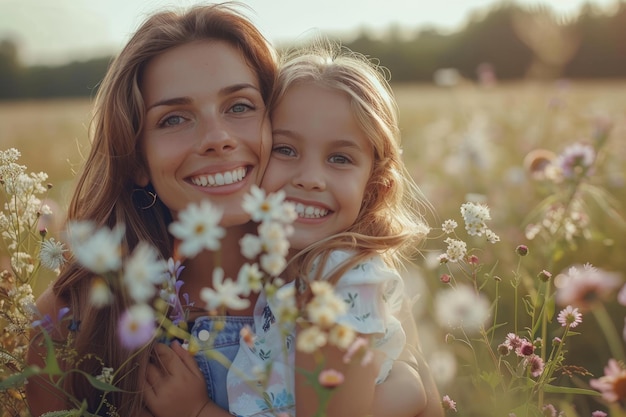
[292,161,326,191]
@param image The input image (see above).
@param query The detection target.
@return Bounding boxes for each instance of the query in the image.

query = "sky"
[0,0,620,66]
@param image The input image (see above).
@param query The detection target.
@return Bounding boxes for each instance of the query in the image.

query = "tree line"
[1,1,625,100]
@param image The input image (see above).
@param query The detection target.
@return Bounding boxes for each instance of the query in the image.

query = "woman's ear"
[134,166,150,188]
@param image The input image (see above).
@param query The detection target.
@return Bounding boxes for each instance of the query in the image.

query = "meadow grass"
[1,80,626,416]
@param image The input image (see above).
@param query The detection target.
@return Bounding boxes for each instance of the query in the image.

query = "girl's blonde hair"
[272,41,430,297]
[49,3,277,414]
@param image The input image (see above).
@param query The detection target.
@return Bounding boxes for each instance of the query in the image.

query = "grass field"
[1,80,626,416]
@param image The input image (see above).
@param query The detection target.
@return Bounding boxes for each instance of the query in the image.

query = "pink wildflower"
[554,263,622,311]
[557,305,583,328]
[526,354,545,377]
[542,404,558,417]
[441,395,457,412]
[589,359,626,402]
[318,369,344,388]
[591,411,607,417]
[503,333,523,353]
[517,339,535,357]
[118,305,156,350]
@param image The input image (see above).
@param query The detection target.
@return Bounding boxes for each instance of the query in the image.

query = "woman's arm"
[25,287,71,416]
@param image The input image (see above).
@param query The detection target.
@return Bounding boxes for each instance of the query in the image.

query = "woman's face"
[138,40,272,227]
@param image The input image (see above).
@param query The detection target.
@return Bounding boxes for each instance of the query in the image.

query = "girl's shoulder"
[321,249,400,287]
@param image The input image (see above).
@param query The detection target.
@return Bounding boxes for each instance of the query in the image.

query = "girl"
[229,42,442,417]
[26,4,277,417]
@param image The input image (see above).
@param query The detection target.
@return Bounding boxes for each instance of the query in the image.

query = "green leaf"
[0,365,38,389]
[541,384,601,396]
[75,371,123,393]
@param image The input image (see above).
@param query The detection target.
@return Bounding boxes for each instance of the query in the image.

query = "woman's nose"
[195,117,237,155]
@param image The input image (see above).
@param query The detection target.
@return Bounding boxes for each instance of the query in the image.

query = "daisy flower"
[118,304,156,350]
[557,305,583,328]
[242,185,295,224]
[589,359,626,402]
[123,242,167,303]
[200,267,250,312]
[67,221,125,274]
[297,325,327,353]
[169,200,225,258]
[554,263,622,310]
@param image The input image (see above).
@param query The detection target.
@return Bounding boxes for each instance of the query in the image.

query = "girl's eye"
[231,103,253,113]
[272,145,296,157]
[329,154,352,164]
[158,115,185,128]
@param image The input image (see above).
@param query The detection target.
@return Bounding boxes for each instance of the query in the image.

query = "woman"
[26,4,276,416]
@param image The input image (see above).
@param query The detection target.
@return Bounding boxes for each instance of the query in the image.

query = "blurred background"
[1,1,625,416]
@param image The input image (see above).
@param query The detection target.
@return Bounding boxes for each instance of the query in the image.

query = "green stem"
[592,303,625,362]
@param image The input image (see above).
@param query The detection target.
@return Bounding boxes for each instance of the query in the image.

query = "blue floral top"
[226,250,406,417]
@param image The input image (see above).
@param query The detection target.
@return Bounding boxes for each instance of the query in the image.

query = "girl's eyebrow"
[272,130,366,151]
[146,83,260,111]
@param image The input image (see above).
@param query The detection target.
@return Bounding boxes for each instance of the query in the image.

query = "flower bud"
[537,269,552,282]
[440,274,451,284]
[515,245,529,256]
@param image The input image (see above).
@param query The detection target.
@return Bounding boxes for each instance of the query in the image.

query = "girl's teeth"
[295,203,328,218]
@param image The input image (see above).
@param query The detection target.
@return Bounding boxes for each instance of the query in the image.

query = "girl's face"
[138,40,271,227]
[262,82,374,250]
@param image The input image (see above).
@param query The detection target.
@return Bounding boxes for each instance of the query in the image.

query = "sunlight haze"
[0,0,620,65]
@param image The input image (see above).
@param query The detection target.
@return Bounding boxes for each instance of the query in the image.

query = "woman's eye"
[329,154,351,164]
[272,145,296,157]
[231,103,252,113]
[159,115,185,128]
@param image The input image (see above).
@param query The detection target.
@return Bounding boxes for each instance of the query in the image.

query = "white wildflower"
[485,229,500,244]
[123,242,167,303]
[328,324,357,350]
[89,277,113,308]
[169,200,225,258]
[441,219,458,234]
[258,221,290,257]
[260,252,287,277]
[460,202,491,236]
[239,233,262,259]
[237,263,264,296]
[444,238,467,262]
[40,238,67,271]
[11,251,34,277]
[68,222,125,274]
[434,285,491,334]
[96,367,115,384]
[297,325,327,353]
[200,267,250,312]
[242,185,296,224]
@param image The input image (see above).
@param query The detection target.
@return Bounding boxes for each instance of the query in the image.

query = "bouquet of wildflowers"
[0,148,374,417]
[423,119,626,417]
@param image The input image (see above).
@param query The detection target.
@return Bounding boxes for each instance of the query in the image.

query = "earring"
[132,188,157,210]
